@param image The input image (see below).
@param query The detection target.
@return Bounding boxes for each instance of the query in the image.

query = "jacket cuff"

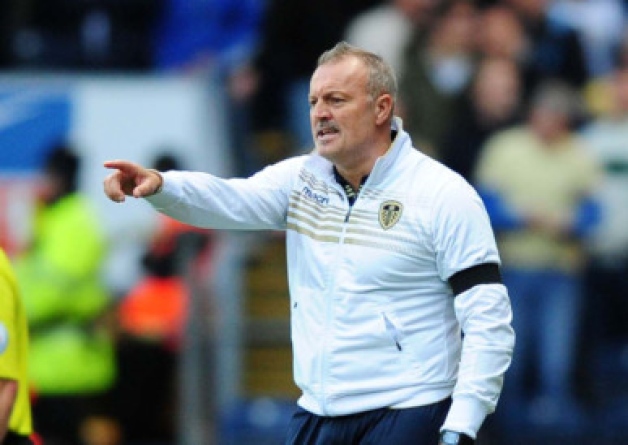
[441,397,489,439]
[144,173,175,208]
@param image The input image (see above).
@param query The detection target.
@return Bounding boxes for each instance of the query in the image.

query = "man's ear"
[374,94,394,126]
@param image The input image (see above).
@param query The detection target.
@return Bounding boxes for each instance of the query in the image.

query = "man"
[104,42,515,444]
[15,144,117,445]
[0,248,34,445]
[579,63,628,410]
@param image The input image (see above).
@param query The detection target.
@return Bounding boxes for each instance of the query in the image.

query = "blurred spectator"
[344,0,439,78]
[583,31,628,119]
[474,81,600,431]
[0,0,13,66]
[440,56,524,183]
[475,4,527,62]
[548,0,625,78]
[14,143,118,445]
[152,0,265,178]
[580,63,628,407]
[615,29,628,70]
[398,0,478,158]
[10,0,162,70]
[250,0,381,160]
[581,65,628,283]
[153,0,263,75]
[113,153,213,444]
[0,247,34,444]
[0,0,28,67]
[505,0,589,93]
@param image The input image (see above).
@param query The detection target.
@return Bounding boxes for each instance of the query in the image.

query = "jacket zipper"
[321,178,369,413]
[320,187,352,414]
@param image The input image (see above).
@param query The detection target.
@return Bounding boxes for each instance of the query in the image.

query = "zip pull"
[382,313,402,351]
[344,207,352,223]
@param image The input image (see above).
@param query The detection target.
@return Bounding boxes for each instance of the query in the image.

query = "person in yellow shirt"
[0,247,34,445]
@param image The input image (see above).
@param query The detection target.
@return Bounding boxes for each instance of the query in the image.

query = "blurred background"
[1,0,628,444]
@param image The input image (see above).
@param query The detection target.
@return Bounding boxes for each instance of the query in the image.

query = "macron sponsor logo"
[302,186,329,206]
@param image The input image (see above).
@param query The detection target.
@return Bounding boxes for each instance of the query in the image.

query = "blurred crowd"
[3,0,628,444]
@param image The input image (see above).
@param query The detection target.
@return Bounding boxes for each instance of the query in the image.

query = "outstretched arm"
[103,160,163,202]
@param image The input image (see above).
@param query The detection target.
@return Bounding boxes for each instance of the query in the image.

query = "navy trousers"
[285,397,452,445]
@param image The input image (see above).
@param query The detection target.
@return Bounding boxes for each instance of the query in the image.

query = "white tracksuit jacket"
[147,117,515,438]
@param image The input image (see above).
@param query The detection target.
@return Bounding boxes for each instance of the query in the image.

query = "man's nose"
[311,101,331,119]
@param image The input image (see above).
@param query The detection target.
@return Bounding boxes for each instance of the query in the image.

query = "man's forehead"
[310,57,367,94]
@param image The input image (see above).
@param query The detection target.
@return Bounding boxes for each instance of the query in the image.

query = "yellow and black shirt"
[0,248,32,439]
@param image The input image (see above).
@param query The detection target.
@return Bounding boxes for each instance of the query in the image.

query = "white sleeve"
[433,180,515,438]
[145,156,305,230]
[441,283,514,438]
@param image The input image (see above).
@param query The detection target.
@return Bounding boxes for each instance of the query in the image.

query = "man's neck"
[333,167,368,206]
[333,128,396,190]
[334,165,371,191]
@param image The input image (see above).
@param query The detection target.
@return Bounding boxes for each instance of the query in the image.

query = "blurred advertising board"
[0,74,230,291]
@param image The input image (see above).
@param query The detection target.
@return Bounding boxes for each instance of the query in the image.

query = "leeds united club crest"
[379,200,403,230]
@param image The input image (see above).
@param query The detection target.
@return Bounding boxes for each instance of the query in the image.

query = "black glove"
[439,430,475,445]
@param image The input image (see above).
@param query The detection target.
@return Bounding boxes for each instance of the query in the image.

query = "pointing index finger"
[103,160,138,173]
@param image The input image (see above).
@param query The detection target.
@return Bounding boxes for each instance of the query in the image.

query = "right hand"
[103,160,163,203]
[526,212,570,239]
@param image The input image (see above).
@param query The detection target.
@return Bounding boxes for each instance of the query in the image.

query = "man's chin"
[316,144,337,160]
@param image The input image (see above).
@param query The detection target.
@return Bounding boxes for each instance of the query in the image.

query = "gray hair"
[317,41,398,105]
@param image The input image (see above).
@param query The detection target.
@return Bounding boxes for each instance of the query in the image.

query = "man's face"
[309,57,379,166]
[612,69,628,114]
[529,106,569,143]
[37,170,64,205]
[507,0,548,18]
[473,58,521,120]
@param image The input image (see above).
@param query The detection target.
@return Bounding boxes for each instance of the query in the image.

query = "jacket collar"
[305,116,425,185]
[305,116,420,186]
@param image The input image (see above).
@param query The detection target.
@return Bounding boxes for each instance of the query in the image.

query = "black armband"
[448,263,502,296]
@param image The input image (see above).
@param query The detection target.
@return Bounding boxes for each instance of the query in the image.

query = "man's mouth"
[316,123,340,141]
